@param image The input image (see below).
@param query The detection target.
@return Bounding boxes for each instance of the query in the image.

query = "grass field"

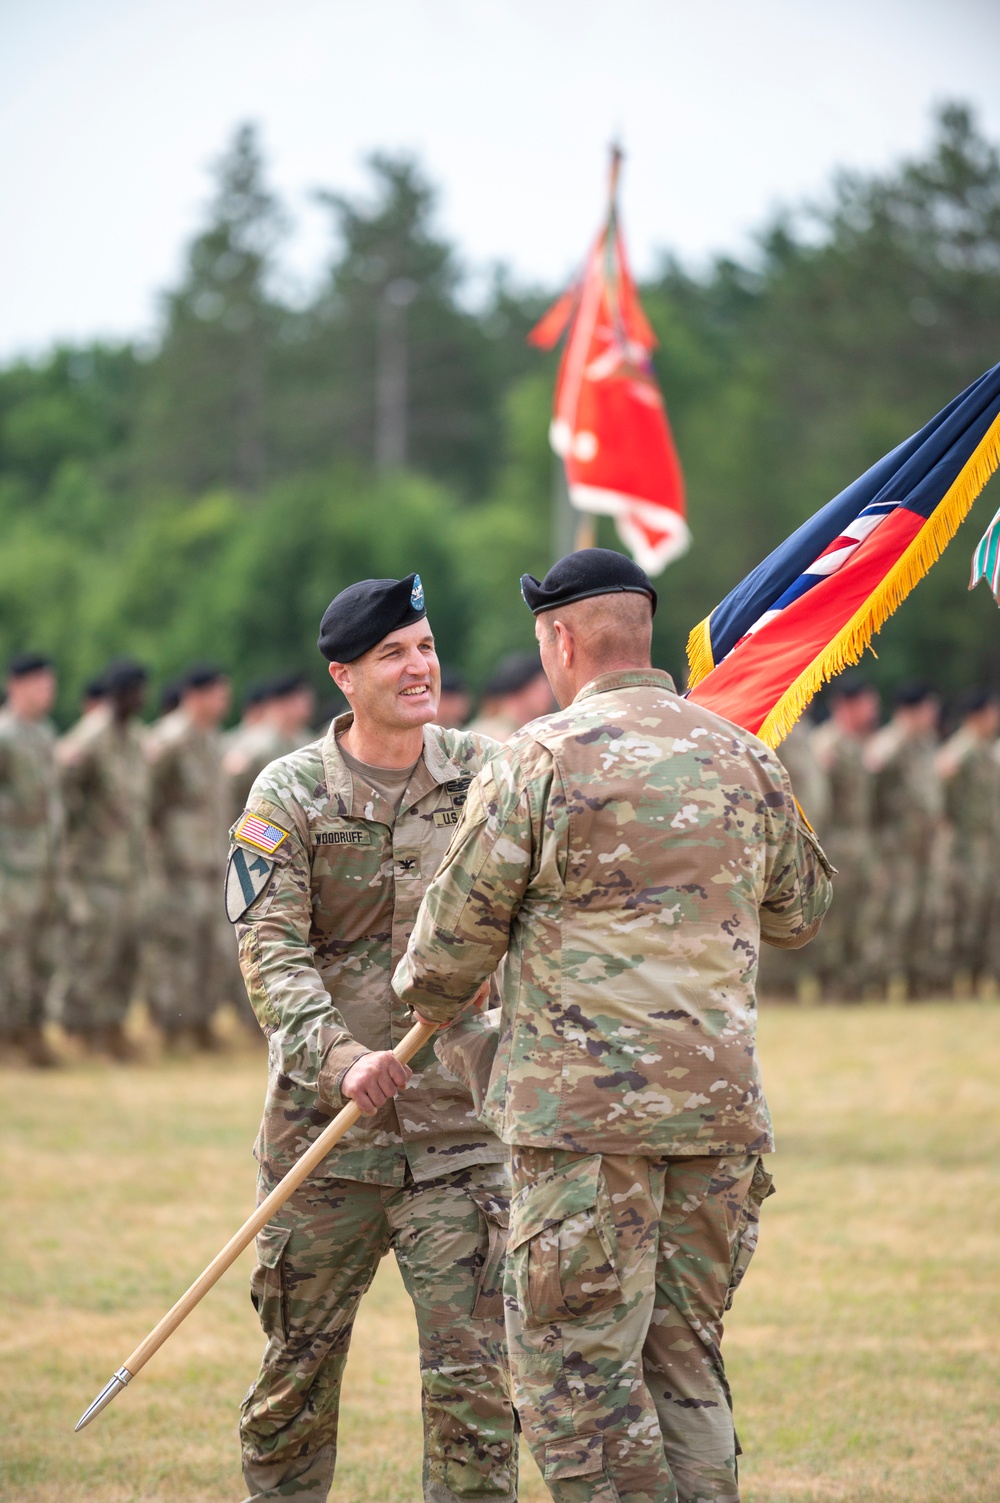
[2,1002,999,1503]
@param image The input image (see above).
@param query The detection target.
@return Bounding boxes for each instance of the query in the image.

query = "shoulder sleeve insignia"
[225,846,277,923]
[234,812,290,854]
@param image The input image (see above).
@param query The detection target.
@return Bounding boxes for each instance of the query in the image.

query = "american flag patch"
[235,814,289,854]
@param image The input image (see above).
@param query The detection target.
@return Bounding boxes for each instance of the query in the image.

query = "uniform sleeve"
[146,736,181,840]
[392,756,538,1023]
[234,795,369,1113]
[759,777,835,950]
[57,736,97,833]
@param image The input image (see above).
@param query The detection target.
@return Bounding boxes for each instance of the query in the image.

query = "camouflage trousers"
[505,1148,773,1503]
[0,874,54,1036]
[240,1162,518,1503]
[813,834,874,999]
[948,837,998,985]
[869,837,939,994]
[59,879,142,1034]
[143,873,230,1033]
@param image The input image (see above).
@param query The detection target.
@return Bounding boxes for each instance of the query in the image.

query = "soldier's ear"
[328,661,353,697]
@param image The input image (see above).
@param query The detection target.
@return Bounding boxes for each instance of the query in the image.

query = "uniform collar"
[321,712,469,819]
[571,668,677,706]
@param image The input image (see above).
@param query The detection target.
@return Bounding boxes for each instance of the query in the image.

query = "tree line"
[1,103,998,724]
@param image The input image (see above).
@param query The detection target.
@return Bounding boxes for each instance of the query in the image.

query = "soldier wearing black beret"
[0,651,59,1066]
[521,546,658,616]
[229,573,517,1503]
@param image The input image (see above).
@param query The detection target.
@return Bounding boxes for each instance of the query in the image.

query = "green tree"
[133,123,284,495]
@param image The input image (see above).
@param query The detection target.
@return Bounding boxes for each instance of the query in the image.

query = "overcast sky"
[2,0,999,359]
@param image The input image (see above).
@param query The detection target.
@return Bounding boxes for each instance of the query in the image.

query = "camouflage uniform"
[394,669,833,1503]
[56,707,149,1036]
[937,727,1000,988]
[0,708,60,1041]
[231,716,516,1503]
[865,721,943,995]
[809,718,875,999]
[144,707,230,1035]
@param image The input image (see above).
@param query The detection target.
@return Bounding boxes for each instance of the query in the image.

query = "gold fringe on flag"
[754,409,1000,747]
[685,614,715,688]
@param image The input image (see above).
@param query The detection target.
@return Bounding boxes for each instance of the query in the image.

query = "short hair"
[540,590,653,663]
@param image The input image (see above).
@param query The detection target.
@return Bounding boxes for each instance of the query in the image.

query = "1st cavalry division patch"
[226,845,278,923]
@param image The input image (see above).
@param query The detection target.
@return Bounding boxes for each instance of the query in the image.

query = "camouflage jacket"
[393,669,833,1158]
[146,708,227,879]
[56,708,149,884]
[865,720,942,853]
[0,710,60,882]
[937,728,1000,844]
[231,714,504,1186]
[811,720,873,836]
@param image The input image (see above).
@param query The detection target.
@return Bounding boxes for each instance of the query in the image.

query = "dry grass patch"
[1,1003,998,1501]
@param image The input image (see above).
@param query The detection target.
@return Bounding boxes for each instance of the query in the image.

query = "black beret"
[483,651,545,698]
[159,681,183,716]
[101,658,148,694]
[7,651,54,678]
[318,574,427,663]
[958,686,997,717]
[182,662,227,691]
[439,666,467,695]
[264,671,310,699]
[521,548,657,616]
[893,679,935,708]
[830,673,877,701]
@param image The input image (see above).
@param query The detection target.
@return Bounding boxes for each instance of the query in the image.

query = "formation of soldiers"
[0,654,316,1066]
[0,646,996,1069]
[761,677,1000,1001]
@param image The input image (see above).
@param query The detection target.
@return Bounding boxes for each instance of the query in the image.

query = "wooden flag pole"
[75,1017,439,1431]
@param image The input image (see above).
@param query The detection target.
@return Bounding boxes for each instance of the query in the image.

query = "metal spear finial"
[74,1366,132,1431]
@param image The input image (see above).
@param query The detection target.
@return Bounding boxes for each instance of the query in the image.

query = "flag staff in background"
[531,146,690,573]
[686,360,1000,746]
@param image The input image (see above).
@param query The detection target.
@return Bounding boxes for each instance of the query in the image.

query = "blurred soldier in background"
[434,666,471,729]
[144,664,232,1049]
[224,672,316,820]
[811,678,880,999]
[57,659,150,1058]
[756,717,829,998]
[866,681,943,998]
[465,650,553,742]
[0,653,61,1066]
[80,675,108,719]
[936,688,1000,995]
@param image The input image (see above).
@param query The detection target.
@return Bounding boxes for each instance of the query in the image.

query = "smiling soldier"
[227,574,517,1503]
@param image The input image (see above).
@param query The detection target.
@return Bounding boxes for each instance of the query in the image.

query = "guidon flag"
[686,360,1000,747]
[529,149,689,576]
[970,501,1000,604]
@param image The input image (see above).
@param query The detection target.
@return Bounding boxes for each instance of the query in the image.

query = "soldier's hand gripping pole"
[74,1017,439,1432]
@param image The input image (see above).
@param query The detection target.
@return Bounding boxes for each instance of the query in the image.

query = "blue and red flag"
[686,361,1000,746]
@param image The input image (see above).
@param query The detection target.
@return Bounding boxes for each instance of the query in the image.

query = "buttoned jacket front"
[233,714,504,1186]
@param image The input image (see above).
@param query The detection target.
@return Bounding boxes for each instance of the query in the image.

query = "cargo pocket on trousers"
[508,1155,622,1329]
[468,1185,510,1320]
[249,1223,293,1344]
[545,1434,620,1499]
[725,1158,775,1311]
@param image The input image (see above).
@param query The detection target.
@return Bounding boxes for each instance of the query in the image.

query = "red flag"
[530,155,689,574]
